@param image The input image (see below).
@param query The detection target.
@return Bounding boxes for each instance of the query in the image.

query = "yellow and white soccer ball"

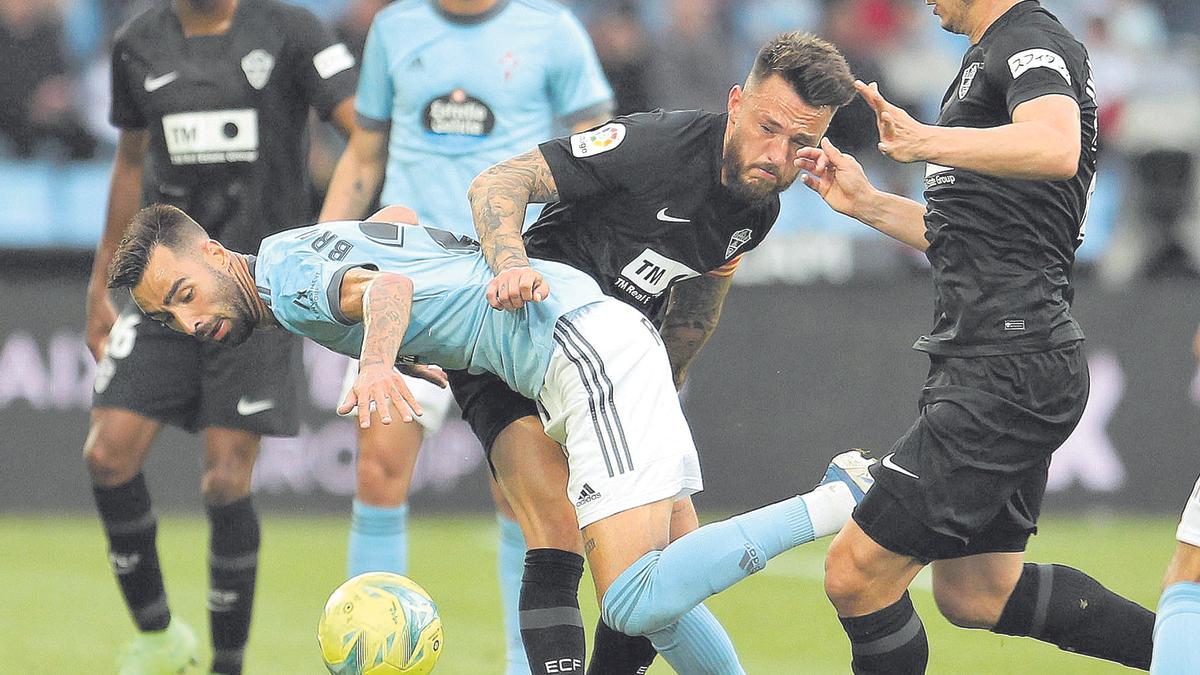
[318,572,444,674]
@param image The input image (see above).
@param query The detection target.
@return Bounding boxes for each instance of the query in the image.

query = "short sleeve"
[546,10,614,128]
[287,6,358,120]
[109,41,145,130]
[264,246,370,329]
[538,111,678,200]
[353,21,393,128]
[986,27,1080,115]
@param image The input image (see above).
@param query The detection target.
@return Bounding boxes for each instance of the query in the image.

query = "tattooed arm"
[468,147,560,311]
[335,268,423,428]
[319,123,388,222]
[658,273,736,390]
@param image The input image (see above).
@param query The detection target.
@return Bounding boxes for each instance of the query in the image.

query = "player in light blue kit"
[109,203,877,674]
[317,3,613,668]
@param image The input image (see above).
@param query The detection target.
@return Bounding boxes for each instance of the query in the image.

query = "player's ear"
[200,238,227,266]
[727,84,744,116]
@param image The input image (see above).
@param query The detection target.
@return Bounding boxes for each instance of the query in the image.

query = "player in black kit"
[464,33,857,675]
[800,1,1154,672]
[82,1,356,673]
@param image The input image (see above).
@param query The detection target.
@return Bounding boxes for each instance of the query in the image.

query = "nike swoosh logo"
[881,453,920,480]
[144,72,179,92]
[656,207,691,223]
[236,397,275,416]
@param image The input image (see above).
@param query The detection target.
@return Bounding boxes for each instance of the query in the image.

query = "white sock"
[799,482,856,538]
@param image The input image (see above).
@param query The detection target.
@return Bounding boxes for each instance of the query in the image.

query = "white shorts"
[1177,474,1200,547]
[538,300,703,529]
[339,360,455,433]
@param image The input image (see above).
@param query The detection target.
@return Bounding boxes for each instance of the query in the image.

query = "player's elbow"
[1043,138,1080,181]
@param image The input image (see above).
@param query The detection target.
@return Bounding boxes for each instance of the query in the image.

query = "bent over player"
[108,203,876,674]
[82,1,355,672]
[800,0,1153,672]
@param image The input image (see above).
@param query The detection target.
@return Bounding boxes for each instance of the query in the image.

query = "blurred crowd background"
[5,0,1200,284]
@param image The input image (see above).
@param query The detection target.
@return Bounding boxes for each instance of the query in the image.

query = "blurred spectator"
[584,0,652,114]
[0,0,95,159]
[646,0,738,112]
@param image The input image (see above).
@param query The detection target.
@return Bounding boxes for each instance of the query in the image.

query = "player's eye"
[181,288,194,303]
[759,124,772,135]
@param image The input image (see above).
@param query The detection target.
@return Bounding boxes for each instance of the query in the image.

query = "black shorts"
[91,302,302,436]
[853,342,1088,563]
[446,369,539,457]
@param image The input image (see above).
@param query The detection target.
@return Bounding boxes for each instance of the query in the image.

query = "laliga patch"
[1008,48,1071,85]
[571,123,626,158]
[958,62,983,99]
[241,49,274,90]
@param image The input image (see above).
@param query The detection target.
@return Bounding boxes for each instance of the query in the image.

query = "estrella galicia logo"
[423,89,495,136]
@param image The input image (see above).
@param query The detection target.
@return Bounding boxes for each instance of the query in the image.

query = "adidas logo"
[738,544,763,574]
[575,483,602,507]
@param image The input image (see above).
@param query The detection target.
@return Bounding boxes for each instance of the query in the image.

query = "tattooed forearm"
[468,147,559,274]
[360,275,414,370]
[659,274,734,389]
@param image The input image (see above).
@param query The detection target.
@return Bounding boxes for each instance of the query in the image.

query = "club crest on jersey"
[423,89,495,136]
[726,228,752,258]
[241,49,274,90]
[571,123,626,158]
[958,62,983,100]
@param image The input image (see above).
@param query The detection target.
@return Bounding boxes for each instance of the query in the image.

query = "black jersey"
[529,110,780,318]
[917,1,1096,357]
[110,0,356,254]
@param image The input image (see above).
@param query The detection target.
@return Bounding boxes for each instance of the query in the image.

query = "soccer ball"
[317,572,444,674]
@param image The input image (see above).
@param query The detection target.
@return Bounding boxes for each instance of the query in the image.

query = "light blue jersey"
[253,220,604,398]
[355,0,613,235]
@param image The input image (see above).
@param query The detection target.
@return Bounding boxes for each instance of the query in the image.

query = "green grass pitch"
[1,513,1174,674]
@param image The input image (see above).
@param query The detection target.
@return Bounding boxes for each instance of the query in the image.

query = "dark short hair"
[107,204,204,290]
[749,32,856,108]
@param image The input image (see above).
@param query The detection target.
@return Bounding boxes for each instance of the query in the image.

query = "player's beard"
[207,270,257,347]
[722,142,794,204]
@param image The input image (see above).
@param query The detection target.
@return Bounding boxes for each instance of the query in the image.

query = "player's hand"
[856,80,933,164]
[798,138,877,219]
[398,363,449,389]
[338,363,423,428]
[85,291,118,362]
[487,265,550,311]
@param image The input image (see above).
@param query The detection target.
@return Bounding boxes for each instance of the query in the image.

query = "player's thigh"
[581,497,674,600]
[202,426,261,504]
[84,407,163,486]
[490,415,579,552]
[91,303,203,432]
[930,551,1025,628]
[825,518,926,617]
[670,496,699,541]
[199,328,302,436]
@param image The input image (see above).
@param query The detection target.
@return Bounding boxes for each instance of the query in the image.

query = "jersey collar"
[434,0,511,25]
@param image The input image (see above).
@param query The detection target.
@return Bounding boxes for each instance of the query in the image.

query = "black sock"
[840,592,929,675]
[93,473,170,632]
[587,620,657,675]
[993,563,1154,669]
[520,548,586,675]
[207,497,260,675]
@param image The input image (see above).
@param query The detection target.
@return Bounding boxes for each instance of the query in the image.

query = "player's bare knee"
[823,539,870,610]
[202,458,254,504]
[83,429,143,486]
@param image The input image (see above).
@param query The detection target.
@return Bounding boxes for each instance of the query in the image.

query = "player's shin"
[993,563,1154,669]
[207,496,260,675]
[643,605,744,675]
[840,592,929,675]
[93,472,172,632]
[498,513,533,674]
[588,620,658,675]
[519,548,587,675]
[347,500,409,577]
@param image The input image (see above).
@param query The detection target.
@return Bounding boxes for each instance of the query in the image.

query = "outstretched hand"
[487,265,550,311]
[797,138,876,219]
[338,364,423,429]
[856,80,933,164]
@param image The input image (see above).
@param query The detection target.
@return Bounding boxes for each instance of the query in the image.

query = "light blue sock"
[1152,581,1200,674]
[347,500,408,577]
[602,496,814,637]
[497,514,531,675]
[648,604,744,675]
